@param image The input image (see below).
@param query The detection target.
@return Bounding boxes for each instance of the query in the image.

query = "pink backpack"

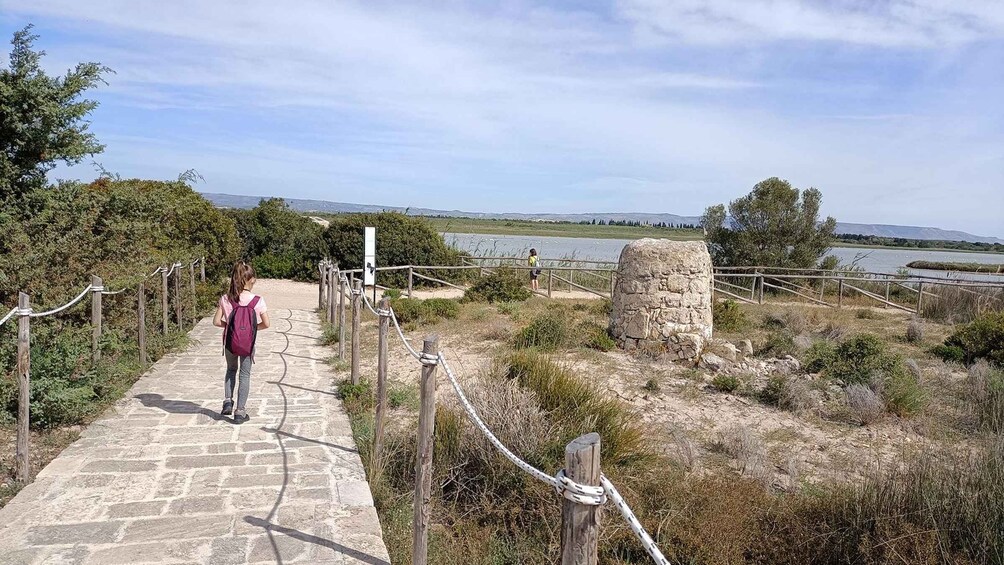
[225,296,260,360]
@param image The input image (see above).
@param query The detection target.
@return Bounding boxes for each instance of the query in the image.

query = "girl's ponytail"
[228,261,256,304]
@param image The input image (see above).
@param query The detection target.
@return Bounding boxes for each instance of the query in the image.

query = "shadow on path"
[242,517,390,565]
[134,393,227,422]
[265,381,338,397]
[260,427,356,453]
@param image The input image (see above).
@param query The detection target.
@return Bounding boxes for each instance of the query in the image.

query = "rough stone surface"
[738,339,754,357]
[0,280,389,565]
[611,239,712,362]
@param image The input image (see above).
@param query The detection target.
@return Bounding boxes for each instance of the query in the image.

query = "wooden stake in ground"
[173,264,182,330]
[16,292,31,482]
[350,278,362,385]
[161,268,169,334]
[200,257,206,282]
[373,297,390,464]
[338,275,347,360]
[91,275,103,364]
[189,262,197,324]
[138,282,147,367]
[412,335,439,565]
[319,261,326,310]
[560,432,601,565]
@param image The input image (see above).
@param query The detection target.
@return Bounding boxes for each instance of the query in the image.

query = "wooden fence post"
[319,262,326,310]
[916,282,925,314]
[173,264,182,330]
[560,433,602,565]
[200,257,206,282]
[138,283,147,367]
[338,275,347,360]
[374,298,390,465]
[408,266,414,298]
[161,268,169,334]
[837,278,844,309]
[91,275,103,363]
[757,273,764,305]
[16,293,31,482]
[335,266,343,325]
[819,278,826,302]
[351,278,362,385]
[189,262,197,324]
[548,269,553,298]
[412,335,439,565]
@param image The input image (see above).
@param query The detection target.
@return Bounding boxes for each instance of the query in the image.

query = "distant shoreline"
[428,217,1004,254]
[906,260,1004,274]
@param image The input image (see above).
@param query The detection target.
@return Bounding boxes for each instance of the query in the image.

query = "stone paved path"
[0,281,390,565]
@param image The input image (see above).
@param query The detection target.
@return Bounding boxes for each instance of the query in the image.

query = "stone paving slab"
[0,294,390,565]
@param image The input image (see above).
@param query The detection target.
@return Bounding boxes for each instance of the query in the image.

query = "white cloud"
[617,0,1004,47]
[3,0,1003,236]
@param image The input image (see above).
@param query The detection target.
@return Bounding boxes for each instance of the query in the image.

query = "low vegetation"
[906,260,1004,274]
[934,311,1004,366]
[713,299,750,332]
[390,297,459,326]
[463,267,532,303]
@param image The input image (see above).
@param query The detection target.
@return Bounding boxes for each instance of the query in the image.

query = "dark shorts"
[530,268,540,280]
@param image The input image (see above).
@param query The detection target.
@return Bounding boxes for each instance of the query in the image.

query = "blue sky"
[2,0,1002,237]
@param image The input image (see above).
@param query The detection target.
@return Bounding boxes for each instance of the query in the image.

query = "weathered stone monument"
[610,239,713,362]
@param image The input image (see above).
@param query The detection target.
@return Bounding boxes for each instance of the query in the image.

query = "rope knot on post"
[554,469,607,506]
[15,307,33,317]
[351,288,363,296]
[376,308,392,317]
[419,352,440,366]
[90,286,105,292]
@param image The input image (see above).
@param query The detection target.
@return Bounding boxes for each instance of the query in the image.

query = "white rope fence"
[1,258,203,327]
[28,284,94,318]
[360,284,672,564]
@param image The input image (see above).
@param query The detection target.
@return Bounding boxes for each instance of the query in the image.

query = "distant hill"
[203,192,1004,245]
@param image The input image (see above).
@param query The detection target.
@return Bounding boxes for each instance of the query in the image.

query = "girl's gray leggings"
[224,350,252,412]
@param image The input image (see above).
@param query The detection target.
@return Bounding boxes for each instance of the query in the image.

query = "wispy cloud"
[1,0,1002,236]
[617,0,1004,47]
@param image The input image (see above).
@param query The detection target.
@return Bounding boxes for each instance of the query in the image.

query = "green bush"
[713,299,750,332]
[591,298,613,317]
[931,344,965,364]
[758,331,797,359]
[423,298,459,320]
[712,374,741,393]
[827,334,902,385]
[463,267,532,303]
[389,297,459,326]
[884,370,926,417]
[581,322,616,352]
[323,212,466,288]
[940,311,1004,366]
[802,341,837,373]
[227,198,325,281]
[382,288,402,300]
[759,375,786,405]
[514,311,568,351]
[320,322,339,346]
[337,379,374,414]
[496,301,521,317]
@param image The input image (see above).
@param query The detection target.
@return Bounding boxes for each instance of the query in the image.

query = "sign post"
[364,226,376,301]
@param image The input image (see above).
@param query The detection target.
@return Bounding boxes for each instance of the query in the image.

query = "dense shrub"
[514,311,569,351]
[884,370,926,417]
[713,299,750,332]
[712,374,741,393]
[905,319,924,343]
[581,322,616,351]
[802,340,837,373]
[323,212,466,288]
[463,267,532,303]
[939,311,1004,366]
[827,334,902,385]
[930,343,965,364]
[846,384,884,425]
[758,331,798,359]
[226,198,324,281]
[389,297,459,326]
[759,375,786,405]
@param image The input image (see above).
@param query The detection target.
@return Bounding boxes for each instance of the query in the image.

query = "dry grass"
[715,425,772,485]
[846,384,884,425]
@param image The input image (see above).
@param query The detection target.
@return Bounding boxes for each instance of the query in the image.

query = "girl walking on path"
[213,261,270,424]
[528,248,541,292]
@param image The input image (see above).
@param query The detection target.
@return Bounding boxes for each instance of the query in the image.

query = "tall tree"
[702,177,837,268]
[0,25,110,202]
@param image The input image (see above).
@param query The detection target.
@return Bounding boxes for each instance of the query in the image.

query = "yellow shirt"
[528,256,539,267]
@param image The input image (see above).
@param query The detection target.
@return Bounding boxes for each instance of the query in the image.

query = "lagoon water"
[443,232,1004,281]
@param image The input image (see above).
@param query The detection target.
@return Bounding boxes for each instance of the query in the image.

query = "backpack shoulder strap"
[247,295,261,309]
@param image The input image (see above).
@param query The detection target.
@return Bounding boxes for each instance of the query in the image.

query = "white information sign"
[364,226,376,287]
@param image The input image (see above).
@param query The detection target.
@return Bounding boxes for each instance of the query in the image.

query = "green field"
[429,217,703,240]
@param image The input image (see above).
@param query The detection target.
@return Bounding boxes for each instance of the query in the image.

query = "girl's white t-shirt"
[219,291,267,324]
